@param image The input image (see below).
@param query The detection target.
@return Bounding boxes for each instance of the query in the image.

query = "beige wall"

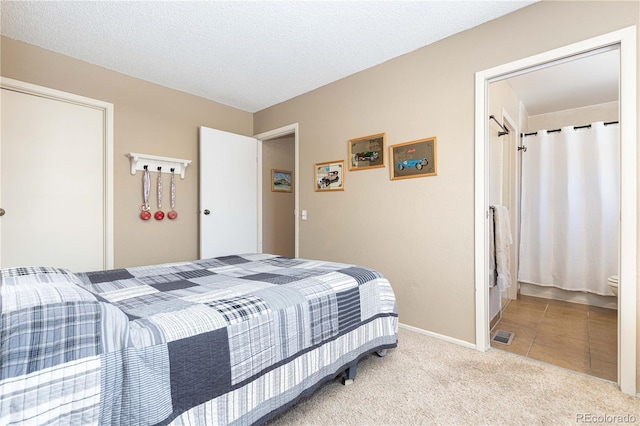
[488,79,521,208]
[489,80,521,131]
[253,0,639,383]
[1,37,253,268]
[262,135,295,257]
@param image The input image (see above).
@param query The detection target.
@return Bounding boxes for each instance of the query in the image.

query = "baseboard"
[519,282,618,310]
[399,323,476,350]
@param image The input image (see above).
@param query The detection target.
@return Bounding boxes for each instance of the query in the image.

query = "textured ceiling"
[1,0,537,112]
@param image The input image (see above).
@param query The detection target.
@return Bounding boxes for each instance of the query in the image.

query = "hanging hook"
[157,166,162,172]
[143,165,148,170]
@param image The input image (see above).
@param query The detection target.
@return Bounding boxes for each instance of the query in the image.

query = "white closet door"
[1,88,106,271]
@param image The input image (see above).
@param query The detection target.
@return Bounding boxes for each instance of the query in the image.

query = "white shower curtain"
[518,122,619,295]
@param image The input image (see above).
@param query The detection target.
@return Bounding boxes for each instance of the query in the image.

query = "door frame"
[0,77,114,269]
[254,123,300,257]
[474,27,637,395]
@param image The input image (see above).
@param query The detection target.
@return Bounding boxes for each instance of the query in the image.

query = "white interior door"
[1,87,108,271]
[199,126,258,258]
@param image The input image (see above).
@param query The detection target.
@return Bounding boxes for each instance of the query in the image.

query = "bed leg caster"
[342,364,357,385]
[376,349,387,357]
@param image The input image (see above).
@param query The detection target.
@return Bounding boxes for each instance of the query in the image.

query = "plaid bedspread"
[0,254,397,425]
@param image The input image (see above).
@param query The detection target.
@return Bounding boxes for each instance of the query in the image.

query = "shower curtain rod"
[489,115,510,137]
[521,121,619,138]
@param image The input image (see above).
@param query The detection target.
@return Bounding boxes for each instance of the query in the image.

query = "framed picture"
[315,160,345,191]
[390,137,437,180]
[271,169,293,192]
[348,133,386,171]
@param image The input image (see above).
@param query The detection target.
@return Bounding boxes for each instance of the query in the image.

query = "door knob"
[203,209,210,215]
[0,208,5,216]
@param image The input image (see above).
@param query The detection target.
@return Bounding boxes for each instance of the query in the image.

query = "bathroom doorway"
[487,47,620,381]
[475,27,637,396]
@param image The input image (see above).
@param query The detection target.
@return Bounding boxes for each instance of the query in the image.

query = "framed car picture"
[390,137,437,180]
[348,133,386,171]
[271,169,293,192]
[315,160,345,192]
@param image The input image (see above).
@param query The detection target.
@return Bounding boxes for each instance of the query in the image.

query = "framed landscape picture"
[390,137,437,180]
[315,160,345,192]
[271,169,293,192]
[348,133,386,171]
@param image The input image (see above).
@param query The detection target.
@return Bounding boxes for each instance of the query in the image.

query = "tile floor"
[490,295,618,381]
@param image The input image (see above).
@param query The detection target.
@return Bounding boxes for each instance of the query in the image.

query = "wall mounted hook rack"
[127,153,192,179]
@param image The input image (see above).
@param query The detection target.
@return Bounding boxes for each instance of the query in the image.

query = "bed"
[0,253,398,425]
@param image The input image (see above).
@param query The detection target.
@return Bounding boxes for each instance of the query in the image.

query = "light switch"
[301,210,308,220]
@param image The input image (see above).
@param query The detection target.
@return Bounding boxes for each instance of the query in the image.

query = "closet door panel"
[1,88,105,270]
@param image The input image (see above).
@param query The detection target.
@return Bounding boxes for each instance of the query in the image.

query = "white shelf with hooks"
[126,153,192,179]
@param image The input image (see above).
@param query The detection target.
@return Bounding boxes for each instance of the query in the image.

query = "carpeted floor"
[269,327,639,425]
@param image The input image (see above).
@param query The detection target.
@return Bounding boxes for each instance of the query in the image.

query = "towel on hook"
[491,205,513,291]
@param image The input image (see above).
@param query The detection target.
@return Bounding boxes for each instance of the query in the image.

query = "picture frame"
[348,133,386,171]
[271,169,293,192]
[315,160,345,192]
[390,137,437,180]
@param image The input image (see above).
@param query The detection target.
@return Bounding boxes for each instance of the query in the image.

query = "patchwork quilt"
[0,254,398,425]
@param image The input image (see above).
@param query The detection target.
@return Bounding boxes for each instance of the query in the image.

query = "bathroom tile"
[501,306,545,329]
[546,298,590,312]
[588,308,617,324]
[533,329,589,355]
[540,308,587,326]
[544,305,589,320]
[589,320,617,346]
[537,318,589,342]
[508,298,547,312]
[503,303,523,314]
[517,295,549,306]
[590,358,617,382]
[588,305,617,315]
[493,296,617,382]
[528,342,590,374]
[590,340,617,362]
[541,309,585,325]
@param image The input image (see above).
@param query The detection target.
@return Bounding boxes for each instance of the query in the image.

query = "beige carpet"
[269,327,639,425]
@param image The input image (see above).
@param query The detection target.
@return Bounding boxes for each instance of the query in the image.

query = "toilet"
[607,275,619,296]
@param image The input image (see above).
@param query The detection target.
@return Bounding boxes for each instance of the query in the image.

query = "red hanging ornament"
[168,168,178,219]
[140,166,151,220]
[155,167,164,221]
